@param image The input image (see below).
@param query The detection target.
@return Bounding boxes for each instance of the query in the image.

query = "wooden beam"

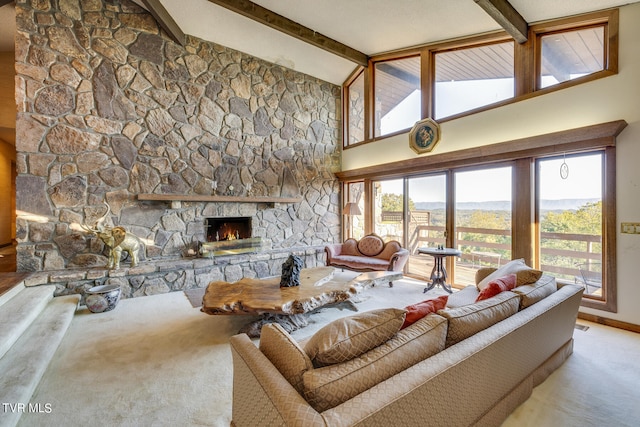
[474,0,528,43]
[207,0,369,67]
[141,0,186,46]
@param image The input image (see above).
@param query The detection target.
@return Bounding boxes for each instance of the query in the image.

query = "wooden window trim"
[343,9,619,149]
[532,9,618,91]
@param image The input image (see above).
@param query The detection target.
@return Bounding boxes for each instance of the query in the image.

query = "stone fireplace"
[13,0,342,299]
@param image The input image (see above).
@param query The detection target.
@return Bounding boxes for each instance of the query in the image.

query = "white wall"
[341,3,640,325]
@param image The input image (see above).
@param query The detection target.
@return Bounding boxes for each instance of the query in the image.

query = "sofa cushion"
[438,291,520,347]
[375,240,402,259]
[446,285,480,308]
[304,308,406,367]
[477,259,542,290]
[259,323,313,395]
[476,274,517,302]
[302,314,447,412]
[327,255,391,271]
[511,274,557,309]
[401,295,448,329]
[357,234,385,256]
[340,238,360,256]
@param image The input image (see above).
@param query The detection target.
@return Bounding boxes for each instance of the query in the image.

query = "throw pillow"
[477,258,542,290]
[511,274,557,309]
[514,268,543,287]
[401,295,449,329]
[303,314,447,412]
[438,291,520,347]
[475,274,517,302]
[303,308,406,367]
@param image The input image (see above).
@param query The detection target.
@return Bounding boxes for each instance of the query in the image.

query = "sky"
[378,153,602,203]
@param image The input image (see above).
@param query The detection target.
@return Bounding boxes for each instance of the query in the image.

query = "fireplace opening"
[205,217,252,242]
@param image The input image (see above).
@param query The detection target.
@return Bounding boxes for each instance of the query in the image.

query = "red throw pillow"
[401,295,449,329]
[475,274,517,302]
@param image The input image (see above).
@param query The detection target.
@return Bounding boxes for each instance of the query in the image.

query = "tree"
[380,193,415,212]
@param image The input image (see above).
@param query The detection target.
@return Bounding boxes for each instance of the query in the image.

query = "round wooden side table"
[418,247,462,293]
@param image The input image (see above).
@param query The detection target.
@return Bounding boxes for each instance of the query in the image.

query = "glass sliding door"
[537,153,603,296]
[373,179,404,243]
[406,174,447,279]
[454,166,512,286]
[344,181,364,240]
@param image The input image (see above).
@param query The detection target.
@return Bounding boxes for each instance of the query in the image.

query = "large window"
[346,71,365,145]
[539,26,605,89]
[406,174,447,278]
[454,167,512,286]
[338,121,620,311]
[537,153,603,297]
[373,179,404,243]
[344,9,617,147]
[374,56,421,138]
[434,41,514,119]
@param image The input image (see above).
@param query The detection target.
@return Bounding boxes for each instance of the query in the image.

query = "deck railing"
[407,224,601,281]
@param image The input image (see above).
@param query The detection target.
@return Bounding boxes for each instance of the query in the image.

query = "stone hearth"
[24,245,326,299]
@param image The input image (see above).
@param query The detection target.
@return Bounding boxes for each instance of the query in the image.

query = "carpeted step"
[0,282,25,309]
[0,285,56,361]
[0,294,80,427]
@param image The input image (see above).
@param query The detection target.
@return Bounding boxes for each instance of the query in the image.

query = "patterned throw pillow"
[302,314,447,412]
[438,291,520,347]
[511,274,557,309]
[477,258,543,290]
[401,295,449,329]
[303,308,406,367]
[475,274,517,302]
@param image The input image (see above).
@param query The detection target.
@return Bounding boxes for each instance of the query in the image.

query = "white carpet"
[18,273,640,427]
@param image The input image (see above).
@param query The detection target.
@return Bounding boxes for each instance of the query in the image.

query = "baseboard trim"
[578,312,640,334]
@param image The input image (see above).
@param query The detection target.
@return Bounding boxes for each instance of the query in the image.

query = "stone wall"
[14,0,341,297]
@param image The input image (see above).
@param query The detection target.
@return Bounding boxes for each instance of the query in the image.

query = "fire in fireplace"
[205,217,252,242]
[201,217,267,257]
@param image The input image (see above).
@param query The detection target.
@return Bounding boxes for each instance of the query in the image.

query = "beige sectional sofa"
[230,269,584,427]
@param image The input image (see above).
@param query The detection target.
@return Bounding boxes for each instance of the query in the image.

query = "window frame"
[343,9,619,149]
[372,54,422,139]
[429,37,516,121]
[336,121,625,312]
[532,10,618,92]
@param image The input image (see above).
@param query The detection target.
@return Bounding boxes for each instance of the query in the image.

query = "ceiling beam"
[141,0,186,46]
[207,0,369,67]
[474,0,528,43]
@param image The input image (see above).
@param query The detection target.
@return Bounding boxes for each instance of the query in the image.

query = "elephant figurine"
[82,204,143,269]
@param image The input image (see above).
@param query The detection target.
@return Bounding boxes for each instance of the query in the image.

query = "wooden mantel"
[137,194,303,203]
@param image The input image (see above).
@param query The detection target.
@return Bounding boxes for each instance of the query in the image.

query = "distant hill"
[414,198,599,212]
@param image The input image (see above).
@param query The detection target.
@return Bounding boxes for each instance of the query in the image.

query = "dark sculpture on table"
[280,255,303,287]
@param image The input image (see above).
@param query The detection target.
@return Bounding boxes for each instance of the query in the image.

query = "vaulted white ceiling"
[1,0,639,84]
[158,0,640,85]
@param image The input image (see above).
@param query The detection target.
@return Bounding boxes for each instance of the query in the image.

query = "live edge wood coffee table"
[201,267,402,337]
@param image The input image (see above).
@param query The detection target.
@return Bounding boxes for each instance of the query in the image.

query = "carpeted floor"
[19,273,640,426]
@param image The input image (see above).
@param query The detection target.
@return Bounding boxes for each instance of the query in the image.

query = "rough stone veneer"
[14,0,341,298]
